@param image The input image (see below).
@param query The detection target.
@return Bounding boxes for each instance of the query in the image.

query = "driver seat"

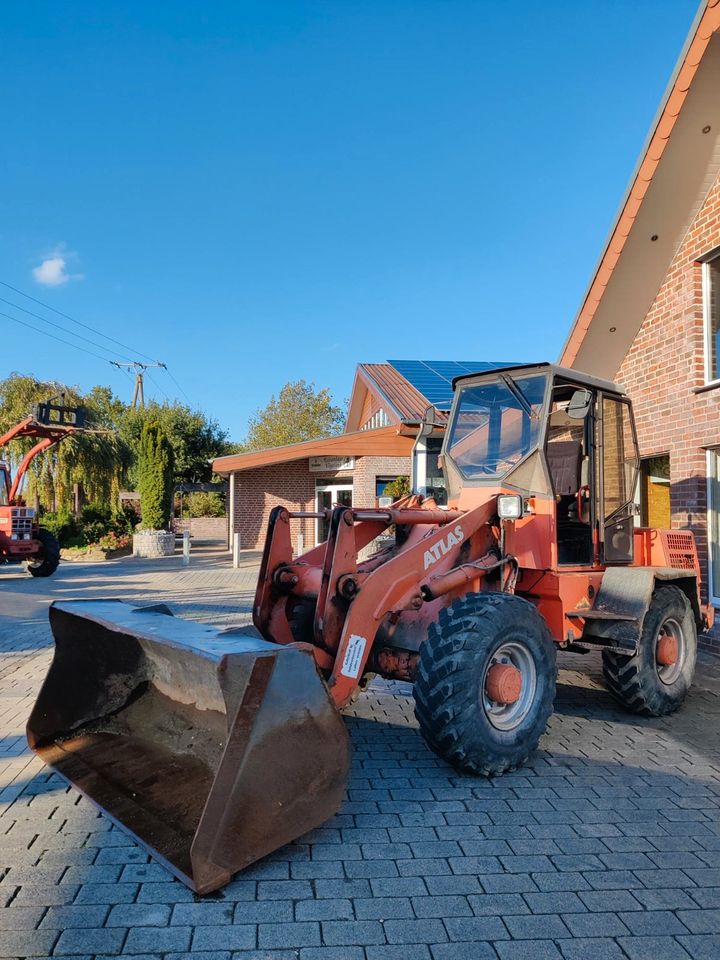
[547,440,591,564]
[547,440,582,497]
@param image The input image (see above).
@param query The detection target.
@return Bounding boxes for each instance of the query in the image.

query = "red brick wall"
[172,517,228,541]
[230,454,411,552]
[615,174,720,649]
[353,455,412,509]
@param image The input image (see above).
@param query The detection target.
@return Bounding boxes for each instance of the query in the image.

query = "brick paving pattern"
[1,548,720,959]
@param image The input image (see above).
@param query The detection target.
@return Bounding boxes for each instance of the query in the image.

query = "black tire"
[602,584,696,716]
[27,528,61,578]
[413,593,557,776]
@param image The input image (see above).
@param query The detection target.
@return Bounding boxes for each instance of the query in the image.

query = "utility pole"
[111,361,167,410]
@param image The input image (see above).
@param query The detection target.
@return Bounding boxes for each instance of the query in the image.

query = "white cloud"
[32,247,83,286]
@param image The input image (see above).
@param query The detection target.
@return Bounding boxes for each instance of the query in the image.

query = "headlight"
[497,494,523,520]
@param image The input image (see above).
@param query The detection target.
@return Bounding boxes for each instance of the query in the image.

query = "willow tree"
[0,373,130,512]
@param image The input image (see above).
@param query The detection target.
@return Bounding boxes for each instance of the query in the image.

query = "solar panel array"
[388,360,518,409]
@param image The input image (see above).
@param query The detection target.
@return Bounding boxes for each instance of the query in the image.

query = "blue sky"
[0,0,699,439]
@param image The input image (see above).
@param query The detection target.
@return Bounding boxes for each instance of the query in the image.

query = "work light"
[497,494,523,520]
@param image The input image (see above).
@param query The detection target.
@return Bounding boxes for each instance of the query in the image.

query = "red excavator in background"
[0,398,84,577]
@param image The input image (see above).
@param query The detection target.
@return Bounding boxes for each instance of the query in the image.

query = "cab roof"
[451,362,628,398]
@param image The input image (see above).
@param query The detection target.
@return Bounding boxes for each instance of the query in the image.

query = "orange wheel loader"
[27,363,712,893]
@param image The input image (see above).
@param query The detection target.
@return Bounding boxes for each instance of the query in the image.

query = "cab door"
[598,395,639,564]
[0,466,9,506]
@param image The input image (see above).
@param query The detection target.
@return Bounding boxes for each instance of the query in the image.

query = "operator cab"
[443,363,640,568]
[0,464,9,506]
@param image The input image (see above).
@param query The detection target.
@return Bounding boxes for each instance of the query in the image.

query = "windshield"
[447,374,547,478]
[0,469,8,506]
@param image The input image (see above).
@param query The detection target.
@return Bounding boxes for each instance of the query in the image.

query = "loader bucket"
[27,600,350,895]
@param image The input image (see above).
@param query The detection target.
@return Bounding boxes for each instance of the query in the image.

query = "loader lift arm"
[254,497,503,707]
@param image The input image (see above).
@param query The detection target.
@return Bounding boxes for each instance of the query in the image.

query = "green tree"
[0,373,131,512]
[0,373,233,512]
[245,380,344,450]
[137,421,174,530]
[120,402,231,485]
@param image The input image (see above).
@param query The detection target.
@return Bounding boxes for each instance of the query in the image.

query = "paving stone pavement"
[1,548,720,959]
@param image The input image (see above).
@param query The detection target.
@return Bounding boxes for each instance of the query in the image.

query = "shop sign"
[309,456,355,472]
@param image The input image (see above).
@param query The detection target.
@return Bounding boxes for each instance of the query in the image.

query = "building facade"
[213,360,509,553]
[222,440,413,553]
[561,0,720,648]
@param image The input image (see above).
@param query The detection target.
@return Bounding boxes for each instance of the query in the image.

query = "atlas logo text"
[423,525,464,570]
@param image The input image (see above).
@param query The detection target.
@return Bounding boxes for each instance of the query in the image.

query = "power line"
[0,278,160,364]
[0,295,133,363]
[1,278,194,408]
[0,308,113,363]
[165,367,192,405]
[144,369,171,402]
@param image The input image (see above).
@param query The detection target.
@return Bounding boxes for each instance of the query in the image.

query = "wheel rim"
[655,616,686,685]
[481,641,537,731]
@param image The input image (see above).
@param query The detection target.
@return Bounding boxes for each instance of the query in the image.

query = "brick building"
[213,360,507,552]
[561,0,720,644]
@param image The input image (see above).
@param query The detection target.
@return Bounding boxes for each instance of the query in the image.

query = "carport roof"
[211,425,414,474]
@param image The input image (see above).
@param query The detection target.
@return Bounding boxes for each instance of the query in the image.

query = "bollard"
[232,531,241,568]
[182,530,191,566]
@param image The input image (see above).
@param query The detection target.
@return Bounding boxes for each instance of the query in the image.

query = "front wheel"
[602,585,696,716]
[27,529,61,578]
[413,593,557,776]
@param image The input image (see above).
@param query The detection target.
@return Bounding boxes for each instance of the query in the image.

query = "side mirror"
[567,389,592,420]
[418,404,437,438]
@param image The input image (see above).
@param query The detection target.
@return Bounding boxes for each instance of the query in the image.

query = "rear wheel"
[602,585,696,716]
[413,593,557,776]
[27,528,61,578]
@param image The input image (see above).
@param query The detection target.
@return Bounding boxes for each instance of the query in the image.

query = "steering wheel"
[476,457,515,475]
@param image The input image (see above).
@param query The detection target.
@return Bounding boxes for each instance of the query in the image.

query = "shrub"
[137,421,174,530]
[40,510,79,547]
[96,531,130,551]
[185,491,225,518]
[41,504,138,547]
[383,476,411,500]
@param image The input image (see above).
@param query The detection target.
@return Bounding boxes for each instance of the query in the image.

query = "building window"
[704,253,720,383]
[376,476,409,505]
[708,449,720,606]
[315,480,353,544]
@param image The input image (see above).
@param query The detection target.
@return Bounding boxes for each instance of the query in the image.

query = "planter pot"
[133,529,175,558]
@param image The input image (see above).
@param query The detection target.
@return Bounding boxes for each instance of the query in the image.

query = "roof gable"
[344,359,517,431]
[561,1,720,376]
